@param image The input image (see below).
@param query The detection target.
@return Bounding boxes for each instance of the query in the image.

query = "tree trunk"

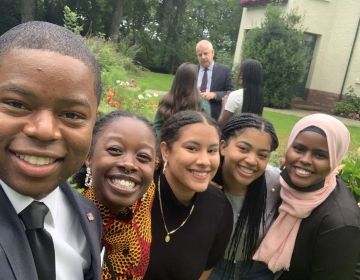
[21,0,36,23]
[109,0,123,43]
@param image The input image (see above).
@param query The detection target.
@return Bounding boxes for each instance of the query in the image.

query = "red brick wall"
[291,88,339,113]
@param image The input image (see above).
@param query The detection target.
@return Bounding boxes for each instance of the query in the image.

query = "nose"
[299,151,312,165]
[23,110,61,141]
[244,152,257,165]
[196,150,211,166]
[119,154,138,174]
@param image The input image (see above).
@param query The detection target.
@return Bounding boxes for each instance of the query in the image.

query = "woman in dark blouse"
[254,113,360,279]
[144,110,233,280]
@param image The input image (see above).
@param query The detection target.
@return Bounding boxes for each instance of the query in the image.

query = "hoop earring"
[162,160,168,174]
[85,166,93,187]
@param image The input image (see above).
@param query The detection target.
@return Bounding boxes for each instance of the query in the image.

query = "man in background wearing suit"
[0,21,102,280]
[196,40,234,120]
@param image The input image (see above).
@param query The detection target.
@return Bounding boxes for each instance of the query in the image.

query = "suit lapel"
[210,63,218,90]
[0,186,38,280]
[61,183,102,279]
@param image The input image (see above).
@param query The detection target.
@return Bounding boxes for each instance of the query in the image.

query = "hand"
[200,91,216,100]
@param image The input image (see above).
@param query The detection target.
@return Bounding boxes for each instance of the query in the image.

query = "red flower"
[113,101,121,108]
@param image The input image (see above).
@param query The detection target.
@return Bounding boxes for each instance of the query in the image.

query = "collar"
[157,172,196,211]
[0,179,58,226]
[200,61,214,71]
[83,187,136,222]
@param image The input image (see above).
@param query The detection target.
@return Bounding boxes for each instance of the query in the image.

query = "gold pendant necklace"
[157,178,195,243]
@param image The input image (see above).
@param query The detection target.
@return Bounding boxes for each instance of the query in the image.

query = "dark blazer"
[198,62,234,120]
[0,182,102,280]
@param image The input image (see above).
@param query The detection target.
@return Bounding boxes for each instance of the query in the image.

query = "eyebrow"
[184,140,219,147]
[3,83,92,108]
[313,148,329,154]
[107,136,156,150]
[237,140,271,152]
[293,142,329,154]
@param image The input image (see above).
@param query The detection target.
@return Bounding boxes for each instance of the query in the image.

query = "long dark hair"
[240,59,264,115]
[221,113,278,277]
[157,63,201,121]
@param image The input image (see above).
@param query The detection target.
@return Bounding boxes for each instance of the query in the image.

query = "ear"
[220,140,227,157]
[159,141,170,162]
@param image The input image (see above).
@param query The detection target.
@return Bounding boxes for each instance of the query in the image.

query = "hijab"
[253,113,350,272]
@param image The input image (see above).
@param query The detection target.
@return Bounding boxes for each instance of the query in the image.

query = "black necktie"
[19,201,56,280]
[200,68,208,92]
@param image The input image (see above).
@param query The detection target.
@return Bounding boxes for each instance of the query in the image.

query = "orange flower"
[113,101,121,108]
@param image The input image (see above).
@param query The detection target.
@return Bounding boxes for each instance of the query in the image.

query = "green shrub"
[334,86,360,120]
[63,5,83,35]
[86,36,120,70]
[242,5,310,108]
[338,149,360,202]
[85,36,160,120]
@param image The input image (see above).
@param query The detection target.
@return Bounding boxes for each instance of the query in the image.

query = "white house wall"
[234,0,360,97]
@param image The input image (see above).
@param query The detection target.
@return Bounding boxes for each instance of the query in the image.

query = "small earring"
[162,160,168,174]
[141,192,147,202]
[85,166,93,187]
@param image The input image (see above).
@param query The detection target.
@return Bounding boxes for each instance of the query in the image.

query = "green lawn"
[264,110,360,154]
[124,71,360,154]
[134,71,174,92]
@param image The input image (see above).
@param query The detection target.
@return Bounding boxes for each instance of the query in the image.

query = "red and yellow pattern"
[83,182,155,279]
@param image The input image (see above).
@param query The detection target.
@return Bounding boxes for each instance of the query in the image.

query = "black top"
[144,173,233,280]
[278,178,360,280]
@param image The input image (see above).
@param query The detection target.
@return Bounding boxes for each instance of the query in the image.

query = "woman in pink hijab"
[253,113,360,279]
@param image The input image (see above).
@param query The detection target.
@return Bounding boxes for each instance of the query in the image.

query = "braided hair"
[221,113,278,277]
[72,110,156,189]
[240,59,264,115]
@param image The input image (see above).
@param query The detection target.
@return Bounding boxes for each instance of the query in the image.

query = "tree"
[242,5,310,108]
[109,0,123,43]
[0,0,242,74]
[0,0,20,35]
[134,0,242,73]
[21,0,36,22]
[63,5,83,34]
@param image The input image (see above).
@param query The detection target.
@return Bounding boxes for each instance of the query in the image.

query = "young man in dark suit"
[0,21,102,280]
[196,40,234,120]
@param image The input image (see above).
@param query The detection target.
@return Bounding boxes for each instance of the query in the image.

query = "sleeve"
[224,90,243,113]
[310,226,360,279]
[214,66,234,101]
[205,198,233,269]
[152,110,163,137]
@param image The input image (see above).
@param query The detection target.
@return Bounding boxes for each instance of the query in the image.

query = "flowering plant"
[99,78,160,120]
[338,148,360,202]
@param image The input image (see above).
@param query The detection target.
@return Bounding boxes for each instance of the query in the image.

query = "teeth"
[111,179,135,190]
[239,166,256,175]
[17,154,55,165]
[295,168,311,176]
[192,171,208,178]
